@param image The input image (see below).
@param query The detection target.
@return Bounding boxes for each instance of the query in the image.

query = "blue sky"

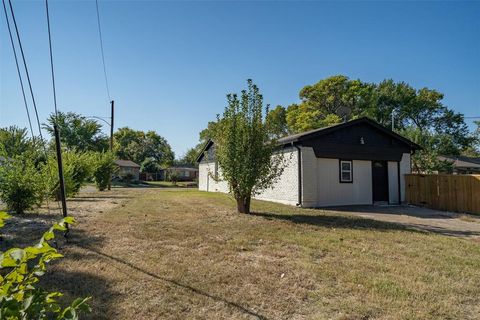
[1,1,479,157]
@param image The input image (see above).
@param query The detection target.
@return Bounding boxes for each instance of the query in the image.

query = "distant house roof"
[439,155,480,169]
[114,159,140,168]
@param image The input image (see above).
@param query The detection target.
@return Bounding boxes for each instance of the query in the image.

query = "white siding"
[399,153,411,202]
[301,147,319,207]
[255,148,299,206]
[388,161,399,204]
[315,158,372,207]
[198,162,228,193]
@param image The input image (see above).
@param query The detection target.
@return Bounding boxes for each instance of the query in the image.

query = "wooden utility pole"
[110,100,114,151]
[54,124,69,235]
[108,100,114,190]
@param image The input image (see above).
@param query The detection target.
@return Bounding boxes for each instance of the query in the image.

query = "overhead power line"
[7,0,44,142]
[1,0,34,140]
[5,0,56,216]
[95,0,111,102]
[45,0,68,223]
[45,0,58,117]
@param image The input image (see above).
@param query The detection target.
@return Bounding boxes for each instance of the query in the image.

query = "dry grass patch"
[7,188,479,319]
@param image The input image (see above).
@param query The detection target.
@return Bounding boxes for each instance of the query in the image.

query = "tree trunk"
[236,195,251,214]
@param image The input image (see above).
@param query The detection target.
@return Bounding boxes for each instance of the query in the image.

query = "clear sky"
[1,0,479,157]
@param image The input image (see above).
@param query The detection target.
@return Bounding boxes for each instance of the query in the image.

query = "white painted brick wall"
[198,149,299,206]
[255,148,299,206]
[198,162,209,191]
[198,162,228,193]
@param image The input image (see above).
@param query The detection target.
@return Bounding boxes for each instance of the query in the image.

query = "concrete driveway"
[326,205,480,239]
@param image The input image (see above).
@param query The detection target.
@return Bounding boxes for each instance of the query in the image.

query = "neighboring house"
[197,117,421,207]
[162,166,199,181]
[114,159,141,181]
[438,155,480,174]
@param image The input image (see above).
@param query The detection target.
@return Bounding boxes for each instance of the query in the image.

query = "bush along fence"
[405,174,480,215]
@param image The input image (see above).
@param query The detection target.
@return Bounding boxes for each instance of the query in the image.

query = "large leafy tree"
[286,76,475,172]
[44,112,109,152]
[0,126,38,158]
[212,80,285,214]
[179,147,201,167]
[286,75,374,132]
[266,105,289,137]
[400,127,454,173]
[199,121,222,145]
[183,120,224,168]
[462,120,480,157]
[368,81,473,159]
[114,127,174,167]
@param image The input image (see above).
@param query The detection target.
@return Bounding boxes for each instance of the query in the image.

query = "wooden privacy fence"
[405,174,480,214]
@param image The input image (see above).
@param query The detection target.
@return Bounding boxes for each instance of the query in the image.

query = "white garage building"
[197,117,420,207]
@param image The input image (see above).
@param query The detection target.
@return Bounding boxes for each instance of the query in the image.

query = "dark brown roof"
[114,159,140,168]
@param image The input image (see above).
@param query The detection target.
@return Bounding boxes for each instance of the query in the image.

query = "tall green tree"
[179,147,201,167]
[266,105,288,137]
[462,120,480,157]
[400,127,454,173]
[199,121,222,145]
[114,127,174,167]
[212,80,285,214]
[0,126,38,158]
[286,76,475,172]
[286,75,374,132]
[44,112,109,152]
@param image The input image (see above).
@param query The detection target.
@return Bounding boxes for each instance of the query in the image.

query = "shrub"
[123,172,135,183]
[42,151,94,200]
[168,170,179,185]
[0,212,91,319]
[0,157,45,214]
[93,152,116,191]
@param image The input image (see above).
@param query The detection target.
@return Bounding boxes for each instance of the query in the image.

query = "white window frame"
[339,160,353,183]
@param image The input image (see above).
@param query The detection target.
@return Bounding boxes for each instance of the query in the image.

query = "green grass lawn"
[41,188,480,319]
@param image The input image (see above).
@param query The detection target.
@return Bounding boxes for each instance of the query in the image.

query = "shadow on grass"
[252,211,480,238]
[252,211,409,231]
[40,269,116,320]
[74,243,267,320]
[1,212,59,249]
[326,205,456,220]
[39,229,112,319]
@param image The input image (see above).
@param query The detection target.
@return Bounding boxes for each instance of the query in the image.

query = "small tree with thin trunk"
[213,80,285,214]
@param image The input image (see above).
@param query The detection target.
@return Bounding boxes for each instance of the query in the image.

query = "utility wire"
[7,0,45,142]
[44,0,64,217]
[6,0,57,215]
[95,0,111,102]
[45,0,58,117]
[1,0,34,141]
